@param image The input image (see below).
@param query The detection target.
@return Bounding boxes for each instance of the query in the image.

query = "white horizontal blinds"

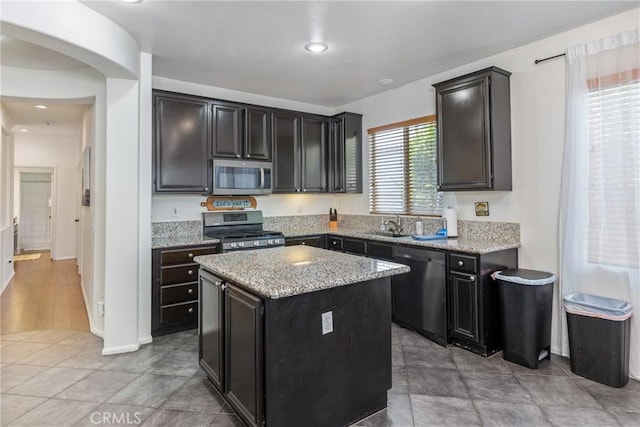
[369,116,442,215]
[369,127,406,213]
[587,79,640,268]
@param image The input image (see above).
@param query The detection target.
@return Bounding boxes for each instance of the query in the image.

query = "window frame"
[367,114,442,216]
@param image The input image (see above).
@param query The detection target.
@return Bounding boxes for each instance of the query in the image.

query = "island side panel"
[264,277,392,427]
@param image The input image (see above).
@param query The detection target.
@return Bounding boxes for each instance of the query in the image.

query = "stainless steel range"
[202,210,284,252]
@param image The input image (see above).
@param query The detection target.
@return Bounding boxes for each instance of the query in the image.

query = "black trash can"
[494,269,556,369]
[564,293,633,388]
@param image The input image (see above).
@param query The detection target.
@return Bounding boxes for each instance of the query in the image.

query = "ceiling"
[78,0,637,107]
[0,36,89,71]
[1,97,88,137]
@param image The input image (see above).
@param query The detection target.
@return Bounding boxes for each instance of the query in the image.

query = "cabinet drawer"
[328,236,343,251]
[161,283,198,305]
[450,254,477,274]
[160,246,217,265]
[285,236,325,247]
[161,264,198,285]
[160,301,198,326]
[343,238,366,255]
[366,241,393,260]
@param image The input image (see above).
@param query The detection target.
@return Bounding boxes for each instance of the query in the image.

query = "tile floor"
[1,325,639,426]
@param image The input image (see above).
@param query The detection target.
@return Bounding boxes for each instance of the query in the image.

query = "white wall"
[337,8,639,354]
[79,105,95,327]
[14,133,80,259]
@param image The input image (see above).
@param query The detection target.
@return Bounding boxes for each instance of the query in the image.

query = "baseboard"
[102,343,140,356]
[1,270,15,295]
[139,335,153,345]
[53,255,77,261]
[90,326,104,338]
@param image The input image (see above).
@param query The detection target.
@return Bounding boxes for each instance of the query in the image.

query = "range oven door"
[213,159,272,195]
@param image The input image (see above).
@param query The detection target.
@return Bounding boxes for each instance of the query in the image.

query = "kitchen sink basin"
[368,231,411,238]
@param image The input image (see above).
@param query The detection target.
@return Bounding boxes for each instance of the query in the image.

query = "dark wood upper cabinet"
[434,66,512,191]
[244,107,272,161]
[153,92,210,193]
[330,112,362,193]
[272,111,300,193]
[211,103,243,159]
[300,115,328,193]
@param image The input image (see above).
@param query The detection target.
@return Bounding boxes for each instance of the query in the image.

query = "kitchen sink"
[368,231,412,238]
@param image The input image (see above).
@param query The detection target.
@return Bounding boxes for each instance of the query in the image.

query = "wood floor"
[1,252,89,334]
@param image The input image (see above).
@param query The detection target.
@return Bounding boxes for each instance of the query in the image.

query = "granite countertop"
[152,235,219,249]
[276,227,520,255]
[195,245,410,299]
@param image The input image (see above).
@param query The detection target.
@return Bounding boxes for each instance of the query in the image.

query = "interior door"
[19,172,52,251]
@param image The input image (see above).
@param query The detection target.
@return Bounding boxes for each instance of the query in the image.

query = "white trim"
[139,335,153,345]
[102,343,139,356]
[91,326,104,338]
[1,270,15,294]
[53,255,77,261]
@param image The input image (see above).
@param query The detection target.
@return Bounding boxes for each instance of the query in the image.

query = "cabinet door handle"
[188,308,194,314]
[303,189,307,192]
[204,187,209,192]
[247,154,251,158]
[188,288,194,294]
[188,253,194,258]
[187,270,194,275]
[236,154,241,158]
[458,260,464,267]
[469,275,475,281]
[221,284,227,291]
[301,242,306,245]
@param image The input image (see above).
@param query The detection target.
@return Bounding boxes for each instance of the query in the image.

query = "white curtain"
[559,29,640,379]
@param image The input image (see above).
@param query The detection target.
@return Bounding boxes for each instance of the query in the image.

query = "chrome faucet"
[386,215,404,234]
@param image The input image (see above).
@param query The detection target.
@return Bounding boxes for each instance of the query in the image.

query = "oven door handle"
[259,167,265,189]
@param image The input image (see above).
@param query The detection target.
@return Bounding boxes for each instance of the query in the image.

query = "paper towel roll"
[443,207,458,238]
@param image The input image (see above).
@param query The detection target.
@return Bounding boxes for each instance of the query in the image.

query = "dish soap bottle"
[380,218,386,232]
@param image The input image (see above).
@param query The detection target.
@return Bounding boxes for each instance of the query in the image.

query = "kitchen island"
[195,246,410,427]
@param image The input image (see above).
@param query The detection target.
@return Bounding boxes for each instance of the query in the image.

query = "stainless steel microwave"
[212,159,272,195]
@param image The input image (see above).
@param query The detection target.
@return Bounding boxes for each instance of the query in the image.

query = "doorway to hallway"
[16,169,53,254]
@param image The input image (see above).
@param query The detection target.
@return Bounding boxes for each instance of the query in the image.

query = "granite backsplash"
[152,214,520,245]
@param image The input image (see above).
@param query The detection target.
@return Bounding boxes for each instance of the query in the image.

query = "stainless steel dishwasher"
[392,246,447,346]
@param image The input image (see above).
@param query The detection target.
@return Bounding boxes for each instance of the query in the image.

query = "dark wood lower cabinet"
[199,270,225,391]
[225,285,264,427]
[152,244,218,337]
[449,271,479,343]
[447,248,518,356]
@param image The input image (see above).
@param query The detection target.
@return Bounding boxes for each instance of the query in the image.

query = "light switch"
[321,311,333,335]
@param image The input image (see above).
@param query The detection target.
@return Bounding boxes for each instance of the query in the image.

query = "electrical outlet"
[321,311,333,335]
[171,207,179,217]
[97,301,105,316]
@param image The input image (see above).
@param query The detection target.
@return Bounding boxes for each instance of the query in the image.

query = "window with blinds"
[368,116,443,215]
[587,78,639,268]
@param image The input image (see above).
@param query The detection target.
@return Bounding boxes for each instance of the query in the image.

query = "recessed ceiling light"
[305,42,328,53]
[34,105,48,109]
[19,129,29,132]
[119,0,142,3]
[379,78,394,86]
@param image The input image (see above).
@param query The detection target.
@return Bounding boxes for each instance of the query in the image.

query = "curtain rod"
[534,53,566,65]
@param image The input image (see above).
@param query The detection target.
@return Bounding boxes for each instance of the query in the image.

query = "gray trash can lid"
[492,269,556,286]
[564,293,632,321]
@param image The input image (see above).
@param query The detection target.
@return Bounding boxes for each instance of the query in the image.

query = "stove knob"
[267,239,273,245]
[239,242,245,247]
[253,241,260,246]
[230,243,237,248]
